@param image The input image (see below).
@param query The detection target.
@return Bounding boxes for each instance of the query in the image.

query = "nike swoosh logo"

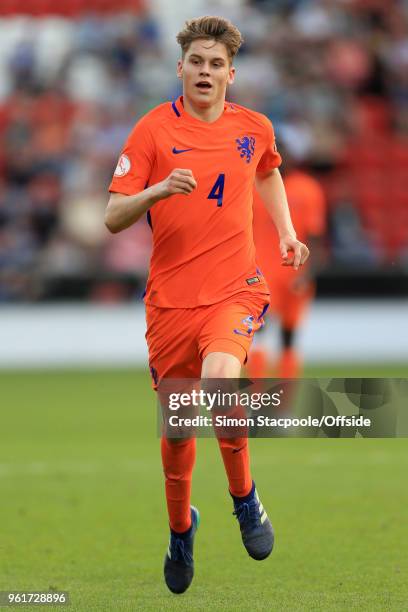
[172,147,194,154]
[232,445,246,454]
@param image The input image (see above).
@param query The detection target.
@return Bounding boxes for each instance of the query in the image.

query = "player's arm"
[105,169,197,233]
[255,168,309,270]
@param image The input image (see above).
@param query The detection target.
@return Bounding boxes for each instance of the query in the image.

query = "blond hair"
[176,16,243,62]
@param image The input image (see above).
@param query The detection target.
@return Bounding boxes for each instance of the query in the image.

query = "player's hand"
[159,168,197,198]
[280,235,310,270]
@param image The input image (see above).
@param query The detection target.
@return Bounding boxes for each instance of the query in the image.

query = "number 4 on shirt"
[207,173,225,207]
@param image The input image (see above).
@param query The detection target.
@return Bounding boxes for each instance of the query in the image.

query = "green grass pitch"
[0,366,407,611]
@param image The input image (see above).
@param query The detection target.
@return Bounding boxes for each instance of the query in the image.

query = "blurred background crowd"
[0,0,407,302]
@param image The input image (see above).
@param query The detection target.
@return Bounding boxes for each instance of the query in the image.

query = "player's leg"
[278,324,301,378]
[146,304,201,593]
[202,345,252,492]
[147,306,199,535]
[160,436,196,533]
[277,281,315,377]
[199,294,274,560]
[202,351,253,497]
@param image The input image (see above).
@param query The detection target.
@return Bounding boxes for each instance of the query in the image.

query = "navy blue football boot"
[164,506,200,594]
[232,482,274,560]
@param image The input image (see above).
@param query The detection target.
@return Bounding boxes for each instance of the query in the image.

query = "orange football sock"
[247,347,268,378]
[278,348,301,378]
[217,437,252,498]
[161,436,196,533]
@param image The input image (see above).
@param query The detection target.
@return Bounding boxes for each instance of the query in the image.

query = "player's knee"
[163,436,194,447]
[163,468,188,480]
[217,437,247,451]
[204,363,230,377]
[201,352,241,378]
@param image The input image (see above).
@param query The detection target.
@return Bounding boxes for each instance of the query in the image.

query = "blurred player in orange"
[105,16,309,594]
[249,150,326,379]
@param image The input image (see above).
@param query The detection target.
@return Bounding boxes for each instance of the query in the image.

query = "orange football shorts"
[146,290,270,388]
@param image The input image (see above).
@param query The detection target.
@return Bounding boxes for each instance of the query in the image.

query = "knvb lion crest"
[236,136,256,163]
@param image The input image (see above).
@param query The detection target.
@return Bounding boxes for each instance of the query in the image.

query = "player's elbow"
[105,222,120,234]
[256,168,277,183]
[104,208,121,234]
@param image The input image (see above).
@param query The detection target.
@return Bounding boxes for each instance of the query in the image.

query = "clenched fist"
[158,168,197,198]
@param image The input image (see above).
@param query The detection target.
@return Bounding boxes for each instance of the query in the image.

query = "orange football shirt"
[109,95,281,308]
[253,170,326,282]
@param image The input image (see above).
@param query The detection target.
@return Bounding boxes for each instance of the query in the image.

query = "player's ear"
[227,65,235,86]
[176,59,183,79]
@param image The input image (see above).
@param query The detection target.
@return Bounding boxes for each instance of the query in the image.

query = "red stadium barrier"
[0,0,145,16]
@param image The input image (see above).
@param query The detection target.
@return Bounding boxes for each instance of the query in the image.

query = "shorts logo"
[233,303,269,337]
[236,136,255,163]
[234,314,255,337]
[114,154,131,177]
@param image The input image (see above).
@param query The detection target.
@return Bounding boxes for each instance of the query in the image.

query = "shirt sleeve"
[256,117,282,173]
[109,115,155,195]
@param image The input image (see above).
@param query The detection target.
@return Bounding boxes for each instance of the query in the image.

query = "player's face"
[177,39,235,108]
